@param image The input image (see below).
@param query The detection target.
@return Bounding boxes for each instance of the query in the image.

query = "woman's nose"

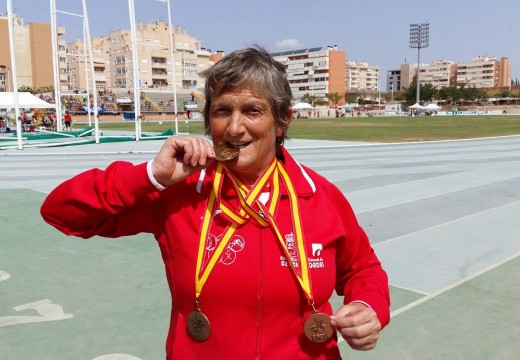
[226,112,244,136]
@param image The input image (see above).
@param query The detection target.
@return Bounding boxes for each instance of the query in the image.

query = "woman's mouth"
[228,141,251,149]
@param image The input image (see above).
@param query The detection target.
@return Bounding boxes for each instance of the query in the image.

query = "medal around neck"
[304,312,333,343]
[214,143,239,161]
[187,310,211,342]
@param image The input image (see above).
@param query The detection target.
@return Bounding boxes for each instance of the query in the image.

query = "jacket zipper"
[256,227,264,359]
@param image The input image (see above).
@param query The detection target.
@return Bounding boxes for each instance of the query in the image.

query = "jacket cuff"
[147,160,167,191]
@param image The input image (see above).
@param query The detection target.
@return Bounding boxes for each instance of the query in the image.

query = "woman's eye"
[213,108,229,116]
[247,108,262,116]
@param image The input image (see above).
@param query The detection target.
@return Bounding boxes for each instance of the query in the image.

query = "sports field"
[76,114,520,143]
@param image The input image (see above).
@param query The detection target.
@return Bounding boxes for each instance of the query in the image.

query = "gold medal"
[187,310,211,342]
[214,143,239,161]
[303,312,333,343]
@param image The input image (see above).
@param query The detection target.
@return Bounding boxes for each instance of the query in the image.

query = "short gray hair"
[200,46,293,144]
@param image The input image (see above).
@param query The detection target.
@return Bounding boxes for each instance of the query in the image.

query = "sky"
[3,0,520,85]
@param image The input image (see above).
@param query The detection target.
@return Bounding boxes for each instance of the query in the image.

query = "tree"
[459,84,481,103]
[402,82,437,104]
[18,85,34,94]
[421,84,437,102]
[327,92,342,107]
[345,92,358,104]
[36,85,54,94]
[437,86,458,104]
[300,93,318,105]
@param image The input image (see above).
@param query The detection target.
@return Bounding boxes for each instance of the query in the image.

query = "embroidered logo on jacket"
[206,233,245,266]
[280,235,326,269]
[308,243,325,268]
[280,233,300,268]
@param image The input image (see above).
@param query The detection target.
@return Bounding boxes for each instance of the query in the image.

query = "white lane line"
[389,251,520,318]
[389,284,429,296]
[374,198,520,247]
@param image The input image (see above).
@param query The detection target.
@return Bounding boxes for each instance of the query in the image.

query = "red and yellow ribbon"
[194,158,313,303]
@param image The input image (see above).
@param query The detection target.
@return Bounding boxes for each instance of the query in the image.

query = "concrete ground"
[1,134,519,359]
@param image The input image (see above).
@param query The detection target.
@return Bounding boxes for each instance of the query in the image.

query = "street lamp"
[409,23,430,105]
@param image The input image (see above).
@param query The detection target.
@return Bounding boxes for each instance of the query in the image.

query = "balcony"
[152,72,168,80]
[152,62,167,68]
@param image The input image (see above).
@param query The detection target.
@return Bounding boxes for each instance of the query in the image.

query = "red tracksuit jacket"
[41,147,390,359]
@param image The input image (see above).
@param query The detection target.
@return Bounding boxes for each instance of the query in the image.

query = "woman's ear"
[277,109,293,137]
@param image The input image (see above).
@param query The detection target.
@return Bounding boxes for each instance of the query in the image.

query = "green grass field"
[85,115,520,143]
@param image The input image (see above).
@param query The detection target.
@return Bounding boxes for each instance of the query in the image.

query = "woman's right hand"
[151,136,216,187]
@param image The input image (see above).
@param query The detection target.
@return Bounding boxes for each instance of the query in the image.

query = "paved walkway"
[1,135,519,359]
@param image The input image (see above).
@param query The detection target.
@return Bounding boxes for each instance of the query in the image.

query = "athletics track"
[1,134,519,359]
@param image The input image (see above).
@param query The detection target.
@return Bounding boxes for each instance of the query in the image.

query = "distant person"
[41,46,390,359]
[63,111,72,131]
[22,112,31,132]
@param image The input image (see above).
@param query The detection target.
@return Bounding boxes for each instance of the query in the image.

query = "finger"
[331,304,367,328]
[183,138,200,167]
[195,137,214,166]
[183,138,213,167]
[342,324,380,351]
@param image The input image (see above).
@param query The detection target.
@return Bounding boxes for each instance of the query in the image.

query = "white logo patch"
[312,243,322,257]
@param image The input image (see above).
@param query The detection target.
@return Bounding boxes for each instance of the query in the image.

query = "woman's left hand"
[330,303,382,351]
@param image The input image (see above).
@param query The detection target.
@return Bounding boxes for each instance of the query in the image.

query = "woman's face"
[209,87,284,185]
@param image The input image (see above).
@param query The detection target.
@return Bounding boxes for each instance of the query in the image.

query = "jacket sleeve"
[40,161,165,239]
[328,184,391,328]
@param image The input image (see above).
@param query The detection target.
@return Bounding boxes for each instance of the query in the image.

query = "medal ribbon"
[194,159,277,298]
[195,158,313,304]
[225,161,314,303]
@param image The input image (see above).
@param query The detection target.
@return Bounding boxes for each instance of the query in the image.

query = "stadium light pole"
[409,23,430,105]
[157,0,179,134]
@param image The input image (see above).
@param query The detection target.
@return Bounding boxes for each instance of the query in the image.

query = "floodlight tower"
[409,23,430,105]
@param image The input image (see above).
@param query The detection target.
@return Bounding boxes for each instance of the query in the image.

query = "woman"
[41,47,389,359]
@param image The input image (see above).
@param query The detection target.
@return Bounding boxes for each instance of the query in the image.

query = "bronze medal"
[187,310,211,342]
[304,312,333,343]
[214,144,239,161]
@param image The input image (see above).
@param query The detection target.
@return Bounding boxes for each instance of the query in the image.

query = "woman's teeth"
[229,142,250,148]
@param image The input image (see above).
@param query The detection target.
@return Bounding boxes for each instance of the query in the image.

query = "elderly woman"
[41,46,389,359]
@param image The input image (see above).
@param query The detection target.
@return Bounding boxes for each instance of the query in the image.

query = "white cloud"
[275,38,302,49]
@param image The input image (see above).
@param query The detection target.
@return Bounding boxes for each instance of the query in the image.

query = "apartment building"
[398,63,428,91]
[271,46,346,105]
[0,14,67,91]
[395,56,512,91]
[386,69,400,93]
[457,56,511,88]
[419,60,457,89]
[66,37,112,92]
[65,21,214,92]
[345,61,379,92]
[1,15,217,94]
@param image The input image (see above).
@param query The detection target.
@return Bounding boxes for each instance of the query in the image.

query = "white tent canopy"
[0,92,55,109]
[292,102,316,110]
[424,103,441,110]
[409,103,425,109]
